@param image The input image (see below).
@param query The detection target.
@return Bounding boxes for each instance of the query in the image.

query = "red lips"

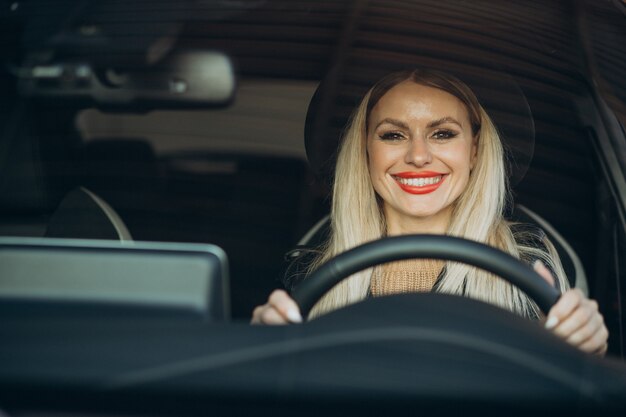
[392,171,446,195]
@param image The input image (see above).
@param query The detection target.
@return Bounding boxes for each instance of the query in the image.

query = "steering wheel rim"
[291,235,560,318]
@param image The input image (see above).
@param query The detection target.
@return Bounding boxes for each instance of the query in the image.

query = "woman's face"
[367,81,478,234]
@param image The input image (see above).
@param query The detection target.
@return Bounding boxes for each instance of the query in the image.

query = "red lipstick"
[392,171,446,195]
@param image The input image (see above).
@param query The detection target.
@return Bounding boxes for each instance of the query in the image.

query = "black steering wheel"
[291,234,561,318]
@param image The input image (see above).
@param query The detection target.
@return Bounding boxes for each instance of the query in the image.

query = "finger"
[595,343,608,357]
[552,300,596,339]
[250,305,264,324]
[259,305,292,325]
[579,325,609,355]
[545,289,584,330]
[534,260,555,287]
[563,311,602,346]
[592,333,609,357]
[268,289,302,323]
[251,304,276,325]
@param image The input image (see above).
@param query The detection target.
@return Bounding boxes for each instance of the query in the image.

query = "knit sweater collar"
[370,259,445,297]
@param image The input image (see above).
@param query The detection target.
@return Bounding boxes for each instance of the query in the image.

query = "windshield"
[1,0,624,307]
[1,2,626,412]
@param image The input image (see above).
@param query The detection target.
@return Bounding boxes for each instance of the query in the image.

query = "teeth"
[395,175,442,186]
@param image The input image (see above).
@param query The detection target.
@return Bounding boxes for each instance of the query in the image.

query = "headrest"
[304,67,535,188]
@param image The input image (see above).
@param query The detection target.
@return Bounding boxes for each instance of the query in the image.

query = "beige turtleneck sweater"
[370,259,445,297]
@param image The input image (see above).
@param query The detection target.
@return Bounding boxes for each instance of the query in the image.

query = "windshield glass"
[1,0,625,369]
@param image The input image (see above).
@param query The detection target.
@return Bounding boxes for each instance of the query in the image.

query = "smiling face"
[367,81,478,235]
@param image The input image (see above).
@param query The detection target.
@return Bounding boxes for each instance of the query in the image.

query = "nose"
[405,138,432,166]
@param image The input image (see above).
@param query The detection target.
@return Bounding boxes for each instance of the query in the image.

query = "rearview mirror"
[18,50,236,110]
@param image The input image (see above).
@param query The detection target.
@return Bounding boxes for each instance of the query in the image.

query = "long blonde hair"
[306,69,569,319]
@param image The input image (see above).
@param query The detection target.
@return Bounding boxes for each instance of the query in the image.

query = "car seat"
[77,138,164,241]
[0,114,134,242]
[45,186,132,241]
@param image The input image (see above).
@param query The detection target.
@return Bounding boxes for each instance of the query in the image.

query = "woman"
[252,69,608,356]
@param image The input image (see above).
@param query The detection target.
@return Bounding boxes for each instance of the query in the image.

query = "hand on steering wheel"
[253,234,607,356]
[533,260,608,356]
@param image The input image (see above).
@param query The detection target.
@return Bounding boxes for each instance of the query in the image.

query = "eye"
[379,131,405,141]
[431,129,458,140]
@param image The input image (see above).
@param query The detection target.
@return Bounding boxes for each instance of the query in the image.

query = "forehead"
[369,81,470,125]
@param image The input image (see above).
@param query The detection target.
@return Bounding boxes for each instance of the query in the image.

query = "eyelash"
[432,129,458,140]
[378,129,458,142]
[379,132,405,141]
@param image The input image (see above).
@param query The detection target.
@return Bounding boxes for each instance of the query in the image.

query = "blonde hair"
[306,69,569,319]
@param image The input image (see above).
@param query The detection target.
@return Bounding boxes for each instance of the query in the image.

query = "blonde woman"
[251,69,608,356]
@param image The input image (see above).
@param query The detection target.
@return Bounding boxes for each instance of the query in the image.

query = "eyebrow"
[427,117,462,128]
[375,118,409,130]
[374,116,462,130]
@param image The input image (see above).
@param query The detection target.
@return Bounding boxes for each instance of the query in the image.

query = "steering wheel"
[291,234,561,318]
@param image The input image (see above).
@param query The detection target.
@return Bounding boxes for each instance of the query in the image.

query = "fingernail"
[534,259,545,271]
[545,316,559,329]
[287,308,302,323]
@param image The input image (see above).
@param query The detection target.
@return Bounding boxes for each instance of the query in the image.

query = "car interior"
[0,0,626,415]
[2,0,624,324]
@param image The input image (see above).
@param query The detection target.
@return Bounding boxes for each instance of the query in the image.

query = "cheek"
[367,141,385,177]
[439,142,474,173]
[368,141,404,173]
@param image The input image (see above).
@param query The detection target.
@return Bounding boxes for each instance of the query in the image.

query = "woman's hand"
[251,289,303,325]
[534,261,608,356]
